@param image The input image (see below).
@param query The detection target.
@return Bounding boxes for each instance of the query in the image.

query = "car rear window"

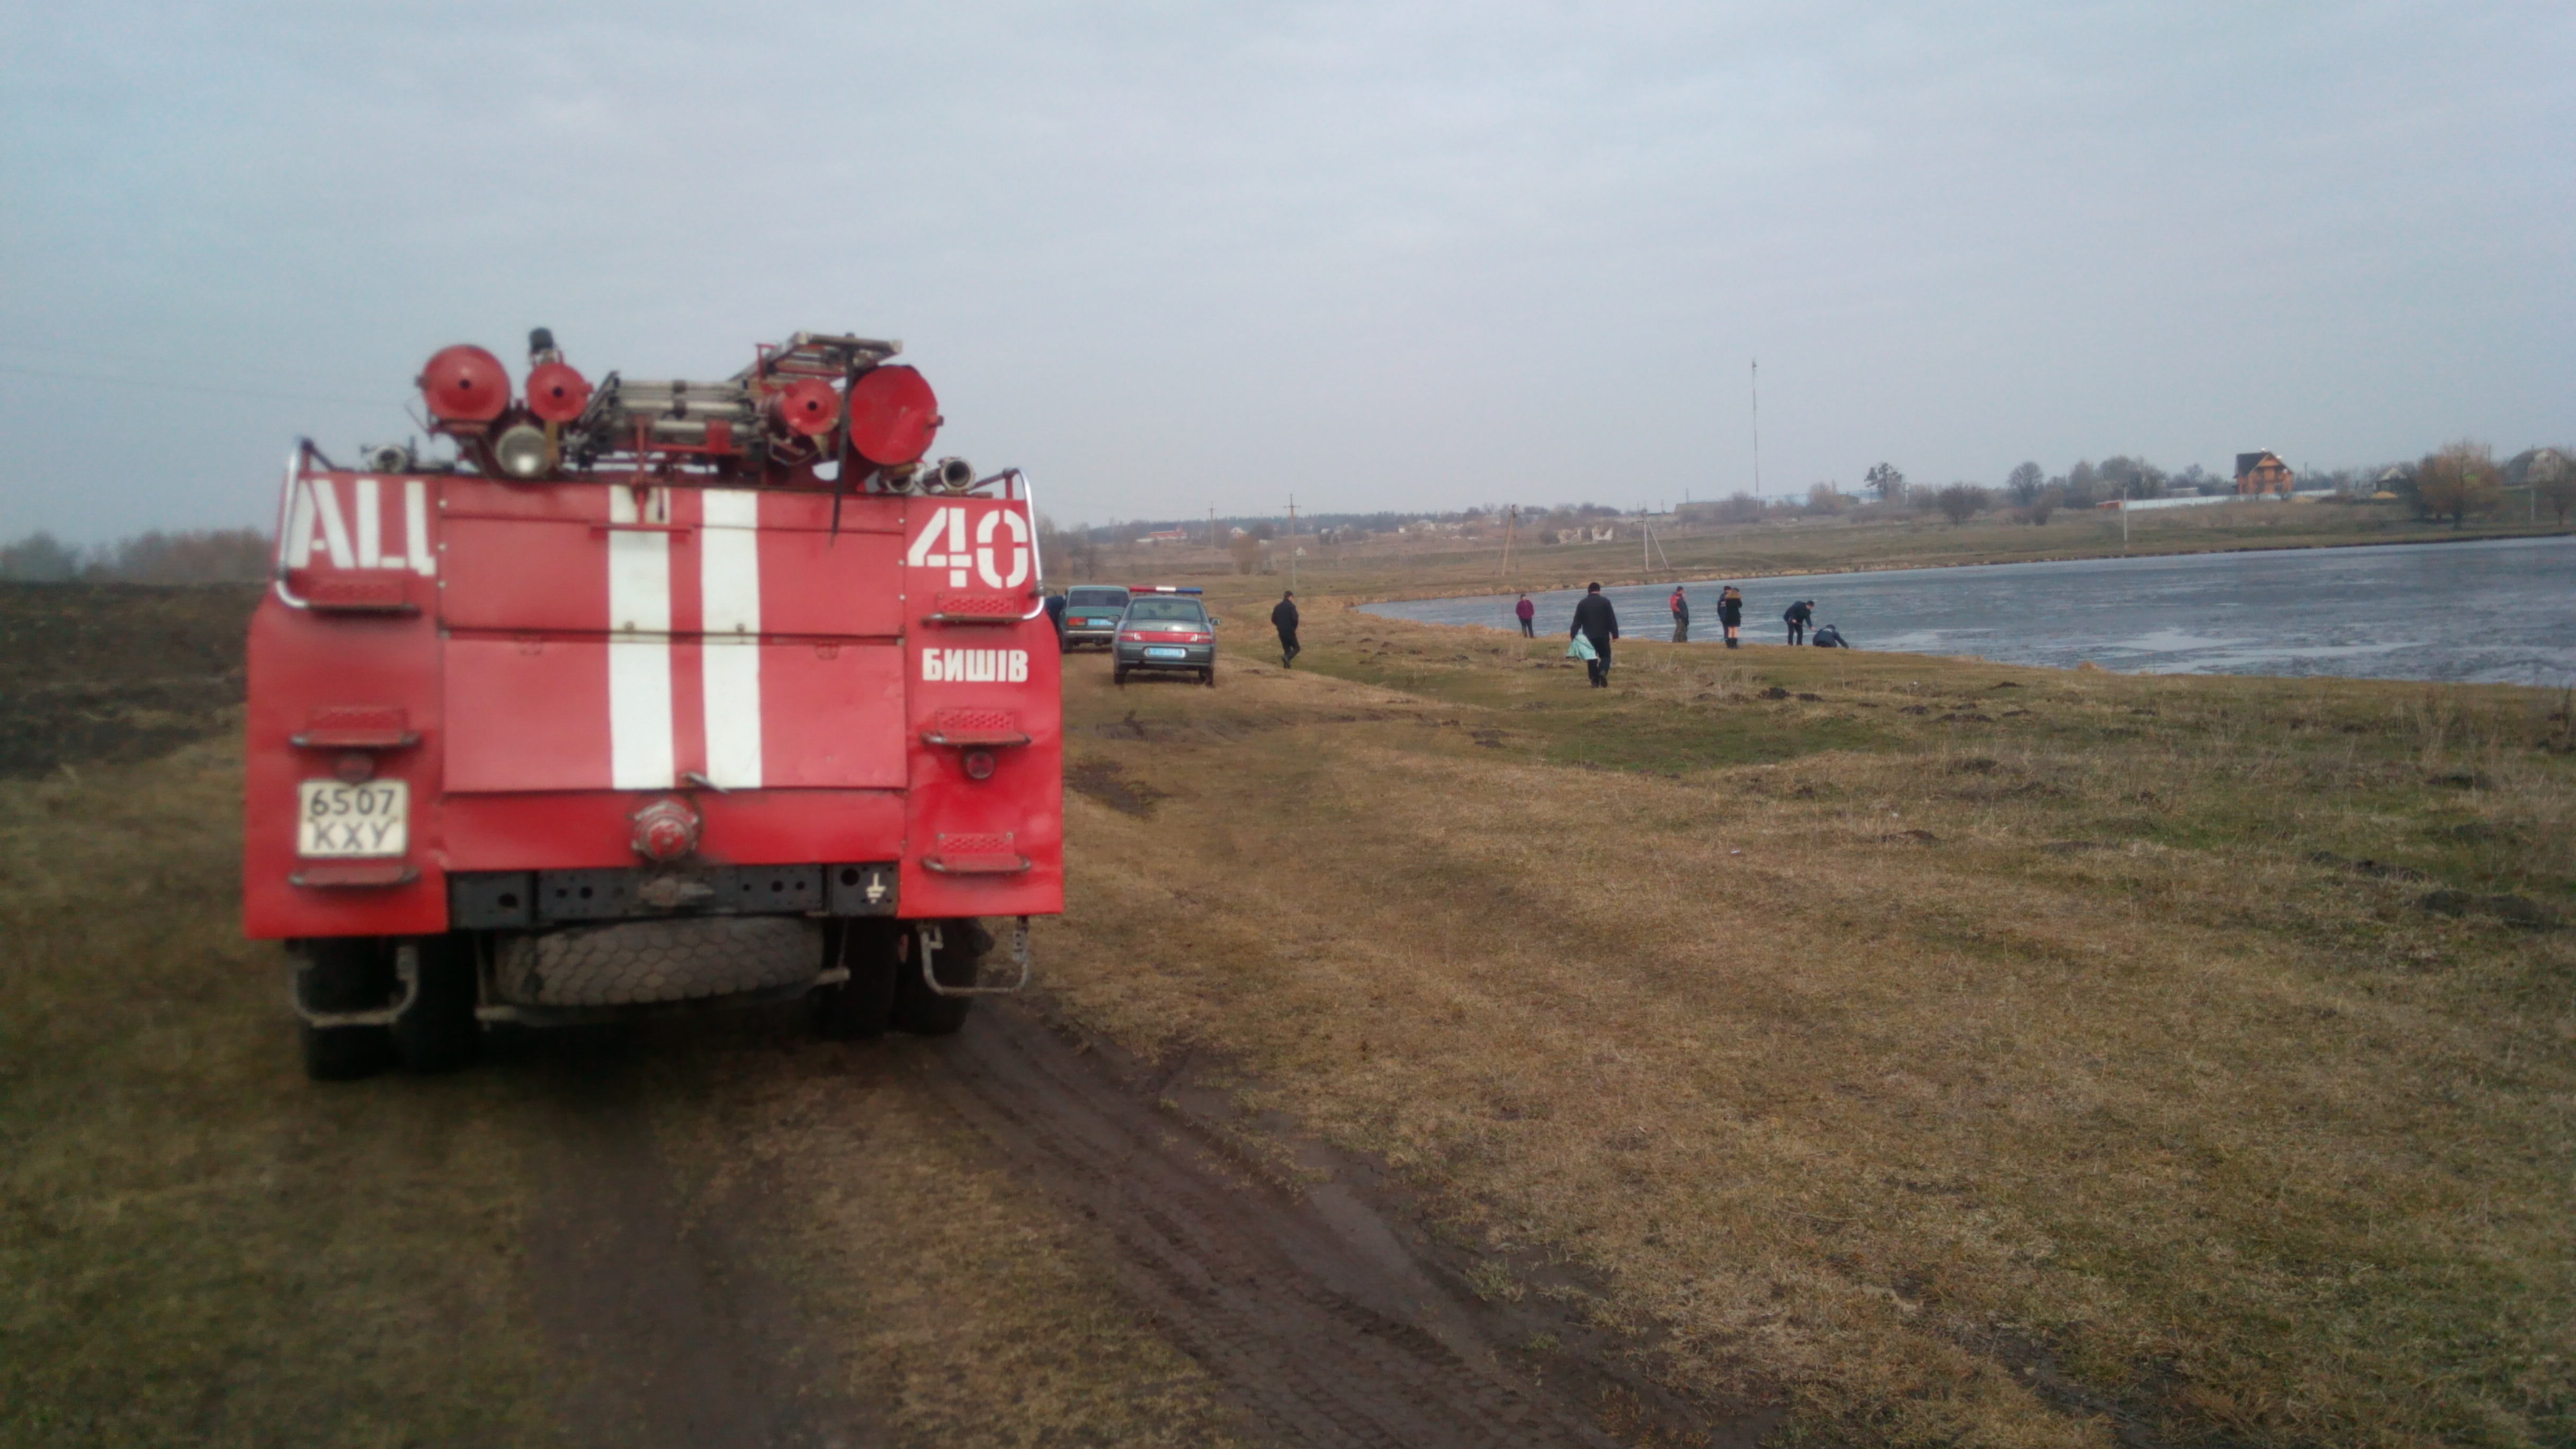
[1125,599,1207,624]
[1067,587,1129,607]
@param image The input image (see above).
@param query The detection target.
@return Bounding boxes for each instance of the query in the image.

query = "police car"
[1112,586,1218,687]
[1060,585,1132,651]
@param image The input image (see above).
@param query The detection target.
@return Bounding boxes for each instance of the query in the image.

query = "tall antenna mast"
[1750,358,1761,498]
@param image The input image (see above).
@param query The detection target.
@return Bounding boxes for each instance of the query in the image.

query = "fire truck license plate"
[297,780,408,857]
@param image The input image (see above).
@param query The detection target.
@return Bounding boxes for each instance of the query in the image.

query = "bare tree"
[1933,483,1988,526]
[0,532,83,581]
[2005,462,2046,505]
[1229,531,1263,575]
[1805,481,1848,513]
[2415,441,2505,529]
[1863,462,1907,503]
[2523,449,2572,524]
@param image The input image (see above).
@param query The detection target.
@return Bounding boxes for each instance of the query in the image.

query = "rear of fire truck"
[244,330,1061,1079]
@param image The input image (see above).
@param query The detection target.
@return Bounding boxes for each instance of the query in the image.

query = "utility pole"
[1285,494,1298,591]
[1750,359,1761,499]
[1499,505,1517,580]
[1209,506,1217,552]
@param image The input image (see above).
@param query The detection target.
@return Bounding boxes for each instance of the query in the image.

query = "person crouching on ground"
[1783,597,1812,646]
[1718,585,1744,648]
[1571,582,1619,687]
[1272,590,1301,668]
[1669,585,1689,642]
[1514,593,1535,638]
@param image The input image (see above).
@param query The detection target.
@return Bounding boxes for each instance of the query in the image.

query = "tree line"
[0,529,274,584]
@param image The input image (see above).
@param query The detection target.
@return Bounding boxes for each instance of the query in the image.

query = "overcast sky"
[2,1,2568,541]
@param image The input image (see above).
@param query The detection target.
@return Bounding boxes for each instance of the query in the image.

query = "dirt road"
[504,999,1735,1449]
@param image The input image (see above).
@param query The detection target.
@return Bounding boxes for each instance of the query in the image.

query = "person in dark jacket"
[1783,598,1812,646]
[1271,591,1301,667]
[1570,582,1619,687]
[1514,593,1535,638]
[1812,623,1848,648]
[1043,591,1069,651]
[1717,586,1745,648]
[1668,586,1689,643]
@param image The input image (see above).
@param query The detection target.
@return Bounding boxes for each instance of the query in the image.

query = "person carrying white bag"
[1568,583,1619,687]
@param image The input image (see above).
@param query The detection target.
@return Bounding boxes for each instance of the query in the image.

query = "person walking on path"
[1271,591,1301,668]
[1514,593,1535,638]
[1571,582,1620,687]
[1718,586,1745,649]
[1669,586,1690,643]
[1783,597,1812,646]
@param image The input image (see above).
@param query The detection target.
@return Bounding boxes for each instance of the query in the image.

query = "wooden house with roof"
[2235,451,2294,496]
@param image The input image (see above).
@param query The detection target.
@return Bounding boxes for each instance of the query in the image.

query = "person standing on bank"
[1043,589,1068,651]
[1783,597,1812,646]
[1669,585,1689,643]
[1272,590,1301,668]
[1514,593,1535,638]
[1571,582,1620,687]
[1718,585,1745,648]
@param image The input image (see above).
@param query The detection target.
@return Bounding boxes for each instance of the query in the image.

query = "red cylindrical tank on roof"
[846,364,941,465]
[774,377,841,437]
[419,345,512,423]
[525,361,592,423]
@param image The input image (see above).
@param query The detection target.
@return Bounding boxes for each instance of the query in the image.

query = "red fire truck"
[245,330,1060,1079]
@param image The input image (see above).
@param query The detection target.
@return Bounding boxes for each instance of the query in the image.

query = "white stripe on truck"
[699,489,764,790]
[606,485,675,789]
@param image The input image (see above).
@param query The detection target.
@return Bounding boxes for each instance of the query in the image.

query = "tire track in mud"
[524,1042,877,1449]
[922,1004,1756,1449]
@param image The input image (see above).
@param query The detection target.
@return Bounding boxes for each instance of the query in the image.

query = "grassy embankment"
[1036,569,2575,1446]
[1142,496,2570,603]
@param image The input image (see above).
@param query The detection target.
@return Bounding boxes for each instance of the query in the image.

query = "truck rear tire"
[294,938,393,1081]
[893,919,983,1036]
[391,935,481,1074]
[815,919,900,1041]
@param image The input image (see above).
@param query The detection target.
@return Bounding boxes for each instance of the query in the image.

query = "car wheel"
[294,938,393,1081]
[815,919,900,1041]
[893,919,983,1036]
[1113,665,1128,686]
[391,935,481,1073]
[1202,666,1217,687]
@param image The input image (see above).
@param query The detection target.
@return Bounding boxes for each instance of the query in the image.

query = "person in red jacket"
[1514,593,1535,638]
[1669,586,1689,642]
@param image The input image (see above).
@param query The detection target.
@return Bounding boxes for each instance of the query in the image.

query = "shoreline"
[1333,524,2575,610]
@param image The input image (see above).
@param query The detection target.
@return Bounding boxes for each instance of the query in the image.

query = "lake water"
[1360,535,2576,688]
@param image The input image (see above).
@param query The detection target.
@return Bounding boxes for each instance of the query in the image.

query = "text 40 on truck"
[245,329,1061,1079]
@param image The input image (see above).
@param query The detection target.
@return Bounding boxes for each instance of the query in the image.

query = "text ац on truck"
[244,328,1062,1080]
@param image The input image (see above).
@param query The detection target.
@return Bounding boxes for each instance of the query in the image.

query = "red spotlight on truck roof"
[525,361,592,423]
[418,345,511,423]
[845,364,941,466]
[775,377,840,437]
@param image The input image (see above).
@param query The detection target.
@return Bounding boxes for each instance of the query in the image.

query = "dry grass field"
[1035,588,2574,1447]
[5,574,2570,1446]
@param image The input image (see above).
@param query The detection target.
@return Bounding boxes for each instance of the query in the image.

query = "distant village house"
[1138,528,1190,545]
[2235,451,2294,496]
